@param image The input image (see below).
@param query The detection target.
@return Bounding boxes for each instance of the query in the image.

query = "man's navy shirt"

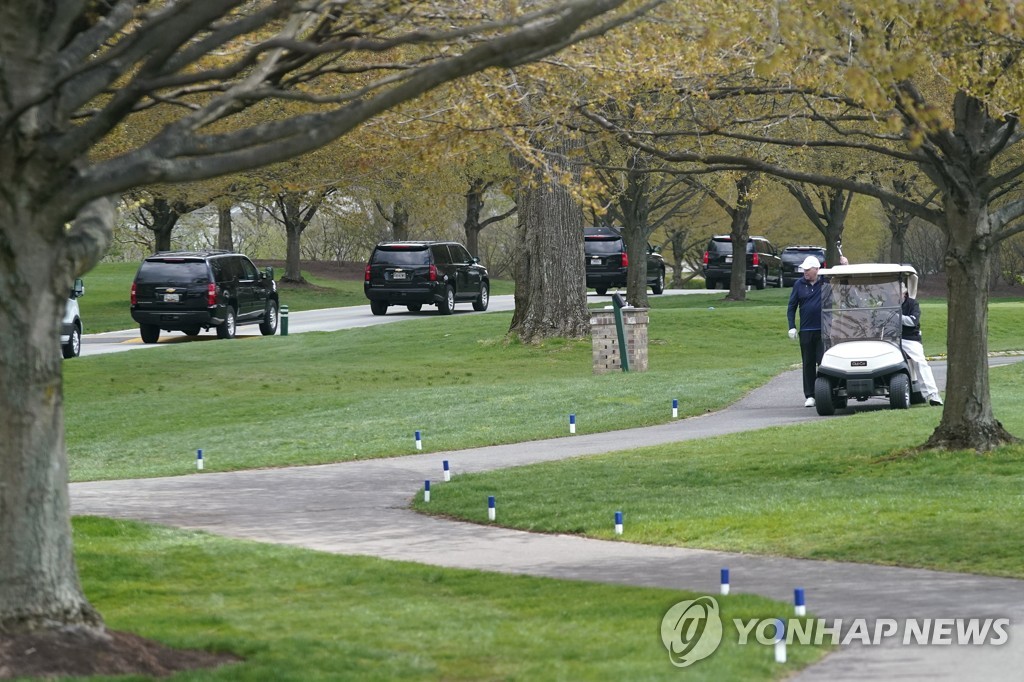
[787,277,825,331]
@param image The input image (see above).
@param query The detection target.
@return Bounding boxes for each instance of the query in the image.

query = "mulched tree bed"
[0,628,240,680]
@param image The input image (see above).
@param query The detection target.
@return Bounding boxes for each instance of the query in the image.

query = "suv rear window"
[584,236,624,255]
[372,246,431,266]
[709,238,754,253]
[136,260,208,285]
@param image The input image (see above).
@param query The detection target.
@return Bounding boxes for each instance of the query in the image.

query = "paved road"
[70,355,1024,680]
[80,290,705,356]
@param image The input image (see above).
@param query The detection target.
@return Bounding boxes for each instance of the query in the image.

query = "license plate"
[391,271,406,280]
[724,256,732,264]
[163,293,180,303]
[591,258,601,265]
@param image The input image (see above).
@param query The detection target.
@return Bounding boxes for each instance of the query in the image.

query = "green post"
[611,294,630,372]
[280,304,289,336]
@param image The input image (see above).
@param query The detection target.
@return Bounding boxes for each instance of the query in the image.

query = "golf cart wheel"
[889,373,911,410]
[814,377,835,416]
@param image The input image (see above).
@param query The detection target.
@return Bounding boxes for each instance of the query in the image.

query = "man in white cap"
[900,281,943,406]
[787,255,828,406]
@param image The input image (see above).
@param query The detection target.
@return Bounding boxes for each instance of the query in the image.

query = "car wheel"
[755,268,766,290]
[216,306,236,339]
[595,287,608,296]
[814,377,835,416]
[62,325,81,359]
[370,300,388,316]
[406,304,422,312]
[182,326,201,336]
[473,281,490,311]
[259,299,279,336]
[651,270,665,295]
[140,324,160,344]
[438,285,455,315]
[889,373,911,409]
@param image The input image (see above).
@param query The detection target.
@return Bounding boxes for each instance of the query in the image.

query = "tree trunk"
[620,152,651,307]
[0,203,109,635]
[887,219,909,263]
[509,144,589,342]
[623,225,650,307]
[284,219,305,282]
[147,198,180,252]
[392,202,410,242]
[727,174,755,301]
[925,203,1018,450]
[217,203,234,251]
[464,179,485,258]
[277,192,325,283]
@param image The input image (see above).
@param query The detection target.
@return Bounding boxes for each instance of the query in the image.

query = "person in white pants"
[900,283,943,406]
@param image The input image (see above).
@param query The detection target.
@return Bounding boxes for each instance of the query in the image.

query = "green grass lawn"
[413,361,1024,578]
[65,293,811,481]
[62,281,1024,678]
[75,517,828,680]
[65,290,1024,483]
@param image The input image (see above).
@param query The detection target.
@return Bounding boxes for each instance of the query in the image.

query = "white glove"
[788,328,797,340]
[901,315,916,326]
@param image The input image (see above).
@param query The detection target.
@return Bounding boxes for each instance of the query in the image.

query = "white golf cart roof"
[818,263,918,298]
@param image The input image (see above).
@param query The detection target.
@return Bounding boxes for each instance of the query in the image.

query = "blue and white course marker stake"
[672,398,679,419]
[424,480,431,503]
[443,459,451,482]
[569,414,576,434]
[415,430,422,451]
[774,618,787,663]
[614,511,623,535]
[487,496,496,521]
[196,449,204,471]
[794,588,806,617]
[720,567,730,595]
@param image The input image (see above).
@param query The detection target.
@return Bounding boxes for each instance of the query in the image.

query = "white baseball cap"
[799,256,821,271]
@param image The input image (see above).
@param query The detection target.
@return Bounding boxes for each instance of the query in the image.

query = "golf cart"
[813,263,924,416]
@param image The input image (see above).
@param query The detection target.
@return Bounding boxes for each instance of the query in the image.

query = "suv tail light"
[364,264,371,282]
[130,282,137,306]
[621,251,628,268]
[702,251,709,265]
[752,252,760,266]
[207,282,217,307]
[429,264,437,281]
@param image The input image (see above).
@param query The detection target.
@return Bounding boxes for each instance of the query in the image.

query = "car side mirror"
[71,278,85,299]
[471,257,480,264]
[263,266,274,280]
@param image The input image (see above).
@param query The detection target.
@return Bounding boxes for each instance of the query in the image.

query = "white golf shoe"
[804,397,816,407]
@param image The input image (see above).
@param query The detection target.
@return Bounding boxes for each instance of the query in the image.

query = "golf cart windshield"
[821,276,903,349]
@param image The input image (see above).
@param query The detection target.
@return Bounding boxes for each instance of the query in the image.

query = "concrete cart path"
[71,359,1024,680]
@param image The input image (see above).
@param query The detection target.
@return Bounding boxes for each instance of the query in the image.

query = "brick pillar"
[590,307,649,374]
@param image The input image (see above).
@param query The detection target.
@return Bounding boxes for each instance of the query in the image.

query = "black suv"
[584,226,666,295]
[130,250,279,343]
[364,241,489,315]
[702,235,782,290]
[781,245,827,287]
